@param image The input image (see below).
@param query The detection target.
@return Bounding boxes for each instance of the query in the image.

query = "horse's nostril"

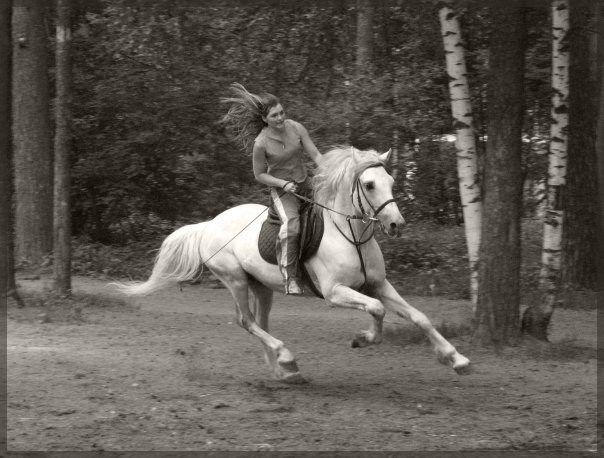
[390,223,397,230]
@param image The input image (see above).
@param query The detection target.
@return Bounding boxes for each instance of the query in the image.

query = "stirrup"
[285,278,304,295]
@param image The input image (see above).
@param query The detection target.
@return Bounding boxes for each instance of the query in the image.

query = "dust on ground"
[7,276,598,452]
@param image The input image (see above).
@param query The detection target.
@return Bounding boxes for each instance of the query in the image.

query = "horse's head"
[313,146,406,237]
[353,149,406,237]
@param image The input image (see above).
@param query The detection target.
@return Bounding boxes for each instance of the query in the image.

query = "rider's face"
[263,104,285,130]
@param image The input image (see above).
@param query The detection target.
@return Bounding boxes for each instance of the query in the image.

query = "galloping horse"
[115,147,471,383]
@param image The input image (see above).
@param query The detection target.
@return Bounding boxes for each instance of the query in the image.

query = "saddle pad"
[258,204,324,266]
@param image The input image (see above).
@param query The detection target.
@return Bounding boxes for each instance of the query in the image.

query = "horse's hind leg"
[212,267,306,383]
[248,279,285,378]
[249,278,273,331]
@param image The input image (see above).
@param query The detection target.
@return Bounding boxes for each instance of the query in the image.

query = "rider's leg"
[270,187,303,294]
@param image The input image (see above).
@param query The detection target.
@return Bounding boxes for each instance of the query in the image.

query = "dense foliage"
[68,1,552,243]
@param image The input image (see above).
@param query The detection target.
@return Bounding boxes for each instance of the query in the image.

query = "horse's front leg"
[324,283,385,347]
[376,280,472,375]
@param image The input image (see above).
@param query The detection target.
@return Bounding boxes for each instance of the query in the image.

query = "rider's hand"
[283,182,298,193]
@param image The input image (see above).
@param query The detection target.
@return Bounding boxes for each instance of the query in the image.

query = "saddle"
[258,200,324,297]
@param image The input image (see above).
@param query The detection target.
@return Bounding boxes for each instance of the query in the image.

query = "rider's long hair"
[220,83,280,153]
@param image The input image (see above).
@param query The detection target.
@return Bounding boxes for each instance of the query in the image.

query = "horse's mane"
[312,146,384,206]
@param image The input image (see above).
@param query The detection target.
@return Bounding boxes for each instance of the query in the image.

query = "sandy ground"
[7,276,598,452]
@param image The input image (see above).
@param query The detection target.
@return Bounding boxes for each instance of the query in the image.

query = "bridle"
[290,160,398,289]
[351,163,398,224]
[330,162,397,286]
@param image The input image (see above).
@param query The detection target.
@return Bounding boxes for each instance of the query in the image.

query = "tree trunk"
[12,6,53,268]
[540,0,569,290]
[391,127,400,181]
[523,0,570,341]
[595,0,604,295]
[2,3,23,308]
[53,0,72,294]
[560,0,599,291]
[348,0,373,146]
[474,2,526,347]
[1,3,11,309]
[356,0,373,72]
[438,1,482,308]
[391,78,401,182]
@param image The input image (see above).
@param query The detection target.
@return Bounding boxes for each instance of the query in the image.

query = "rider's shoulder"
[287,119,306,134]
[254,129,267,147]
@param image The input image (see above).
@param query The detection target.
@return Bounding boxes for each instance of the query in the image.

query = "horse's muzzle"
[381,216,405,238]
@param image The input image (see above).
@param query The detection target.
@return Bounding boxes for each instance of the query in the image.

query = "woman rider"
[221,83,323,295]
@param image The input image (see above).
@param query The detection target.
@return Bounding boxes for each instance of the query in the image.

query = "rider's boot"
[285,277,304,295]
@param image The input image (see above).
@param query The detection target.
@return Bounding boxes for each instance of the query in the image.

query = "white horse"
[115,146,471,383]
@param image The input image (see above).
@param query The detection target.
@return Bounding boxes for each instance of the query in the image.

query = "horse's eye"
[365,182,375,191]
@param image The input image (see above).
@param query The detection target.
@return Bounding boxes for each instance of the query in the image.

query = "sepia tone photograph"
[1,0,601,454]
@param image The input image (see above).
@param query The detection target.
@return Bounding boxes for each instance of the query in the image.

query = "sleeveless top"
[254,119,307,183]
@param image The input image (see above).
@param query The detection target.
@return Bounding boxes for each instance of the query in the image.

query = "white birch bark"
[540,0,569,289]
[439,2,482,308]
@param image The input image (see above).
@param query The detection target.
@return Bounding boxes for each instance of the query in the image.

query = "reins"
[293,162,396,287]
[193,159,396,291]
[291,189,375,283]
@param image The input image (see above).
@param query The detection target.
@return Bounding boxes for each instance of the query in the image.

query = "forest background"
[15,0,600,305]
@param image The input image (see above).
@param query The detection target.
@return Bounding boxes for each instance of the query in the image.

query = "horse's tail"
[112,222,208,296]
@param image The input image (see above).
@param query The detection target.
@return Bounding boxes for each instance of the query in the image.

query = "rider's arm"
[295,121,322,166]
[252,141,290,189]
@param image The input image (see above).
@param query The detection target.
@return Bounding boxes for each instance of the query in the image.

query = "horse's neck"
[328,192,372,240]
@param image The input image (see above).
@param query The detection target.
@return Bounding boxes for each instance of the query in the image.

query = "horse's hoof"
[351,331,379,348]
[282,372,308,384]
[454,362,473,376]
[351,337,365,348]
[278,359,300,374]
[438,352,472,375]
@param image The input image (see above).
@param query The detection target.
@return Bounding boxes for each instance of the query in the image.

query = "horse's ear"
[379,148,392,164]
[352,147,361,163]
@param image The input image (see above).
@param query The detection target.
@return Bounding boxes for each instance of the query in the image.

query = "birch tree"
[438,1,482,307]
[540,0,569,290]
[522,0,569,341]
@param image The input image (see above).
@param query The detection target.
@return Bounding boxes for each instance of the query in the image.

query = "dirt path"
[7,276,598,452]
